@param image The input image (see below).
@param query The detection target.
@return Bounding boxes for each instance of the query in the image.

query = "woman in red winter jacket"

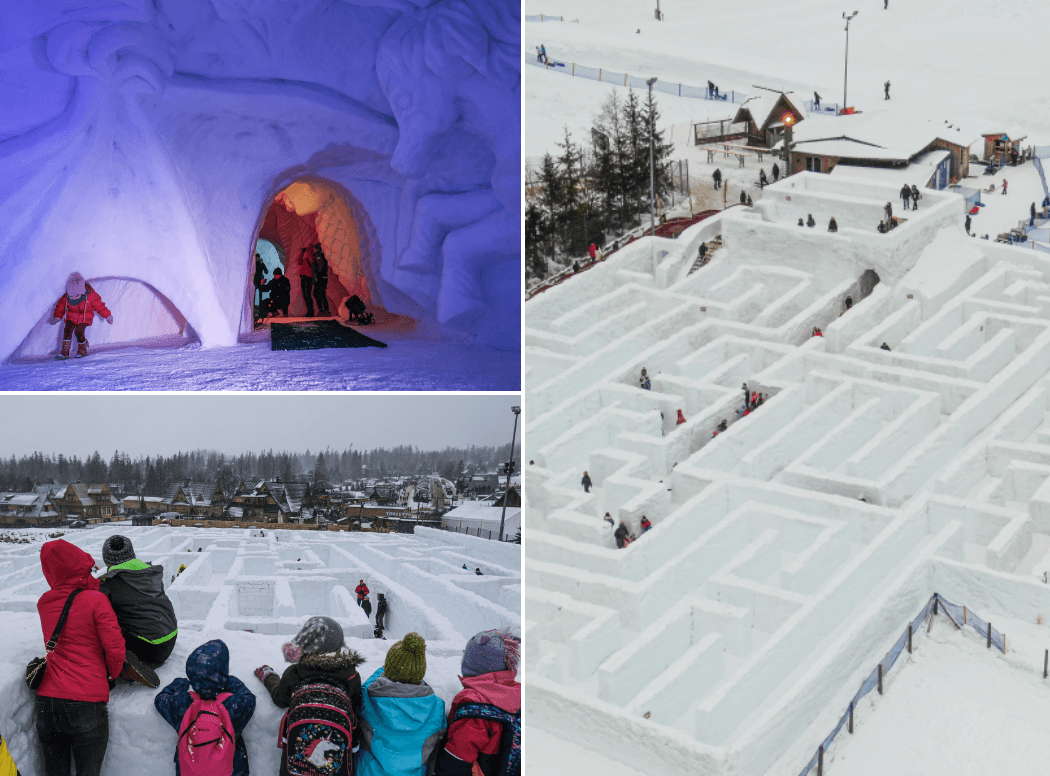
[35,540,126,776]
[48,272,113,359]
[435,630,520,776]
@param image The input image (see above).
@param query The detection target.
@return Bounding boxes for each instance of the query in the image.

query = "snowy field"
[524,1,1050,773]
[0,328,520,391]
[0,526,520,775]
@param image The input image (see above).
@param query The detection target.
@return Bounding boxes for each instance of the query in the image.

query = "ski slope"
[0,526,520,776]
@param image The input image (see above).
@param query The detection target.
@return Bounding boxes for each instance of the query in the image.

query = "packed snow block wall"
[524,172,1050,776]
[0,0,521,359]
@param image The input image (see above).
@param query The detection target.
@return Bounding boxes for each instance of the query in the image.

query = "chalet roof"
[791,111,978,161]
[0,492,53,517]
[164,481,222,506]
[830,149,952,187]
[60,483,118,506]
[734,92,805,133]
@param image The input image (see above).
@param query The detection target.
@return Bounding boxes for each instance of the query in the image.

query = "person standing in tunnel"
[297,246,315,317]
[263,268,290,317]
[311,243,330,316]
[253,252,267,322]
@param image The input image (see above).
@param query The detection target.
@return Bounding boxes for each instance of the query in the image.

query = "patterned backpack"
[178,691,235,776]
[280,682,356,776]
[451,703,521,776]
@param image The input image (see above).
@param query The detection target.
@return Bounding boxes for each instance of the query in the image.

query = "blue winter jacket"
[154,639,257,776]
[357,668,447,776]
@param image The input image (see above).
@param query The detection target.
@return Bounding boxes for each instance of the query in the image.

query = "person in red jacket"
[47,272,113,359]
[35,540,127,776]
[435,629,520,776]
[676,409,686,425]
[355,579,370,607]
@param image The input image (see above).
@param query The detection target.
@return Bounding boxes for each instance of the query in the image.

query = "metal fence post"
[817,745,823,776]
[848,701,854,734]
[907,623,912,654]
[877,663,883,694]
[987,622,992,649]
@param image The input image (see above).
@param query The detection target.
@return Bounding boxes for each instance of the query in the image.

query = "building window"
[805,157,823,173]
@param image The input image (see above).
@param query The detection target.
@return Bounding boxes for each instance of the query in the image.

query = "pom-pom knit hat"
[102,535,136,567]
[384,632,427,684]
[461,629,520,677]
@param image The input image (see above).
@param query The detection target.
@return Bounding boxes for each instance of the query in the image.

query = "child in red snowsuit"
[435,630,520,776]
[48,272,113,358]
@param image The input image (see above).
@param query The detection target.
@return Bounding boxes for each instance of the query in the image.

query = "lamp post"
[646,77,658,271]
[842,11,858,113]
[498,406,521,542]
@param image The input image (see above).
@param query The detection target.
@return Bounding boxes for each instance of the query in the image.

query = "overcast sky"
[1,394,521,459]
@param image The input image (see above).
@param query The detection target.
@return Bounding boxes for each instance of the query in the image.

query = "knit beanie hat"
[461,629,520,678]
[102,535,136,567]
[66,272,86,299]
[384,632,427,684]
[287,615,344,659]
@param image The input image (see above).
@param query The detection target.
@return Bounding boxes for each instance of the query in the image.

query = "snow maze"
[0,526,519,775]
[524,173,1050,775]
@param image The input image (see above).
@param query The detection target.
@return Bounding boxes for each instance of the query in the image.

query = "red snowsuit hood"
[41,540,100,593]
[457,670,520,714]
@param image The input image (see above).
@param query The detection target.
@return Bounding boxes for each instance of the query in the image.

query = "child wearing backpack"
[357,633,446,776]
[255,616,366,776]
[434,630,521,776]
[154,639,257,776]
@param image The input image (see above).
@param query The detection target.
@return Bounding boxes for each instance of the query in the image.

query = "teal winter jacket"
[357,668,447,776]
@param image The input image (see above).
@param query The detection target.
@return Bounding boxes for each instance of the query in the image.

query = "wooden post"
[1044,649,1047,678]
[848,701,854,733]
[877,663,883,694]
[908,623,913,654]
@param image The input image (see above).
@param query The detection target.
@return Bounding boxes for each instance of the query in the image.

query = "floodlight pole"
[842,11,858,113]
[498,406,521,542]
[647,77,658,272]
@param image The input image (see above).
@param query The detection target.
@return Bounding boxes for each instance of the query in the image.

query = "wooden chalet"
[0,491,60,525]
[369,486,400,506]
[732,92,805,149]
[227,478,312,523]
[163,480,227,518]
[54,483,119,521]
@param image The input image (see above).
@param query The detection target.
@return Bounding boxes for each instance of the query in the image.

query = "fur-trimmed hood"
[299,649,365,673]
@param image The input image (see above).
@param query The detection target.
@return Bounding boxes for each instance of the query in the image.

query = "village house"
[368,485,400,506]
[732,91,806,150]
[53,483,120,522]
[162,480,228,518]
[226,478,313,523]
[0,490,60,526]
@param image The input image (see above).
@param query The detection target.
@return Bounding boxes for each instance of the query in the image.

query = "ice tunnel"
[0,0,521,363]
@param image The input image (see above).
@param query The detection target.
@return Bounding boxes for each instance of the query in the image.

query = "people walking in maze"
[362,595,373,619]
[798,218,805,227]
[772,163,780,182]
[99,534,178,667]
[581,471,592,493]
[34,540,156,776]
[911,185,920,210]
[640,516,653,533]
[812,326,823,337]
[844,295,853,311]
[742,383,750,407]
[900,184,911,210]
[603,512,614,527]
[154,639,256,776]
[884,80,890,100]
[719,419,728,433]
[614,521,633,549]
[48,272,113,359]
[740,190,748,205]
[434,630,520,776]
[256,616,365,776]
[375,593,388,630]
[713,169,722,190]
[828,217,838,232]
[356,579,370,606]
[475,568,483,576]
[697,242,708,264]
[884,202,894,223]
[747,194,753,205]
[759,168,768,188]
[881,342,892,351]
[639,367,651,390]
[357,633,446,776]
[676,409,686,425]
[806,214,816,227]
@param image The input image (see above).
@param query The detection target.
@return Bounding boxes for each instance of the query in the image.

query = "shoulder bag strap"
[46,589,84,653]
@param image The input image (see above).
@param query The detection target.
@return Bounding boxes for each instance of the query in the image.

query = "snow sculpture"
[0,0,520,362]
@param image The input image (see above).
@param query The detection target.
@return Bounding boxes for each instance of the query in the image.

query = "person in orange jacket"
[48,272,113,359]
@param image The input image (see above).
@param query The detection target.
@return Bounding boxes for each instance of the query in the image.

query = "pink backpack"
[178,691,235,776]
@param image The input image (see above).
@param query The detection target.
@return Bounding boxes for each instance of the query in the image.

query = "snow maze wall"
[0,526,519,776]
[524,173,1050,776]
[0,0,521,360]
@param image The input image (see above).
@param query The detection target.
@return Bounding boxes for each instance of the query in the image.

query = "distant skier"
[355,579,369,606]
[772,163,780,182]
[828,217,839,232]
[813,92,821,108]
[713,168,722,190]
[707,80,715,98]
[581,471,592,493]
[900,184,911,210]
[911,185,920,210]
[375,592,387,630]
[49,272,113,359]
[884,80,891,100]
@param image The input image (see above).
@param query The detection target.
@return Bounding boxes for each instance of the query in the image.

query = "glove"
[282,642,302,663]
[48,317,60,325]
[254,665,275,683]
[105,315,114,324]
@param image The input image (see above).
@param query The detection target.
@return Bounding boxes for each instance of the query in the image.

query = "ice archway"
[0,0,520,362]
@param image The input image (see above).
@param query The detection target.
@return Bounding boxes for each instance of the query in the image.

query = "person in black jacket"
[312,243,330,315]
[581,471,592,493]
[375,593,388,630]
[253,253,267,321]
[362,595,373,619]
[255,616,366,776]
[264,268,291,317]
[98,534,178,666]
[614,521,632,549]
[828,217,839,233]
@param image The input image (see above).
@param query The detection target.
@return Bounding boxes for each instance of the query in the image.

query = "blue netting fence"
[524,58,748,104]
[796,593,1005,776]
[524,14,578,22]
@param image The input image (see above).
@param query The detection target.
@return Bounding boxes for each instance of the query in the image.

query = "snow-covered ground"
[0,526,520,775]
[0,327,520,391]
[524,2,1050,773]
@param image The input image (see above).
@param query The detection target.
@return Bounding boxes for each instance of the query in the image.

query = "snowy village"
[524,0,1050,775]
[0,395,521,776]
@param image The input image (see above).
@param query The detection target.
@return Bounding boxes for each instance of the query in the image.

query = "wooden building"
[163,480,228,518]
[369,486,400,506]
[54,483,119,521]
[0,491,60,526]
[226,478,313,523]
[982,131,1027,163]
[732,92,805,149]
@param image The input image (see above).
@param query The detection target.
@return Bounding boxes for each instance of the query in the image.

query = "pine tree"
[537,153,561,264]
[555,127,587,256]
[642,88,676,214]
[314,452,330,491]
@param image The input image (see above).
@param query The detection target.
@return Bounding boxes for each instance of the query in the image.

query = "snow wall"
[0,0,521,360]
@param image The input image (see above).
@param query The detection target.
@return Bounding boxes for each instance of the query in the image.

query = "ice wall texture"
[0,0,521,360]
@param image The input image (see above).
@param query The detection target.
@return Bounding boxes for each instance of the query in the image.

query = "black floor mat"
[270,320,387,351]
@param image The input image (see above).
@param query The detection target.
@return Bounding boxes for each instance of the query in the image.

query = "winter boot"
[56,340,72,359]
[74,340,88,358]
[120,650,159,688]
